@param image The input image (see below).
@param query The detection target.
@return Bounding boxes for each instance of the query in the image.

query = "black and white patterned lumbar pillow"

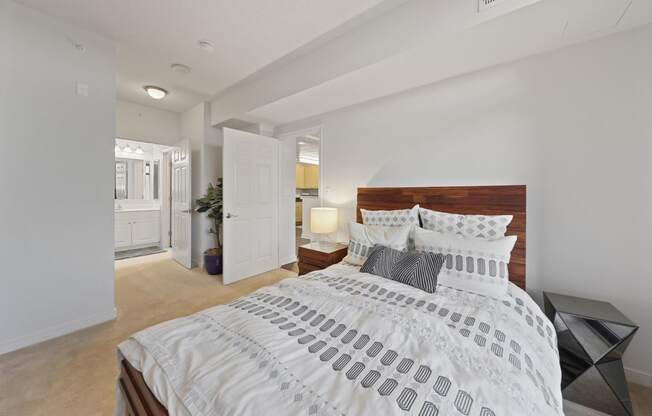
[360,245,444,293]
[391,251,445,294]
[418,207,513,240]
[360,245,404,280]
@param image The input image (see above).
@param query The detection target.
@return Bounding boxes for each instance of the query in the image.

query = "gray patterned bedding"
[117,263,563,416]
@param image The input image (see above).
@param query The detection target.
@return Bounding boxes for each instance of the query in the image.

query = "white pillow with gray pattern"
[418,207,513,240]
[360,204,420,227]
[343,222,411,266]
[414,227,517,297]
[361,205,419,249]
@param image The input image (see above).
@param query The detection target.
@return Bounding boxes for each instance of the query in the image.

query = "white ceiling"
[248,0,652,125]
[17,0,392,112]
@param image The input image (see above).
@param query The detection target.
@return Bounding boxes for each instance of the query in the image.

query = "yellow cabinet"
[295,164,305,188]
[296,163,319,189]
[304,165,319,188]
[295,201,302,225]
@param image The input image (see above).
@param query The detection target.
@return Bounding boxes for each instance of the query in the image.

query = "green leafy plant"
[195,178,223,253]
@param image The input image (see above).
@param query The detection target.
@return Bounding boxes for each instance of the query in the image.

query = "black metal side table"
[543,292,638,416]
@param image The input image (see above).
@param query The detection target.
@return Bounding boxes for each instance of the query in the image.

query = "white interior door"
[223,128,279,284]
[171,140,192,268]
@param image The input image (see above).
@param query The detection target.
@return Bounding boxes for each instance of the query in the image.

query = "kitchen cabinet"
[296,163,319,189]
[296,200,302,225]
[295,164,305,188]
[304,165,319,188]
[115,210,161,250]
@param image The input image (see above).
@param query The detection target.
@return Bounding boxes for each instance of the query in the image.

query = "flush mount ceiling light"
[170,63,191,74]
[143,85,168,100]
[135,146,144,155]
[197,39,214,52]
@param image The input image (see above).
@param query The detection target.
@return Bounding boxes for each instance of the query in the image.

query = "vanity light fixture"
[143,85,168,100]
[123,144,132,153]
[135,146,144,155]
[114,141,121,153]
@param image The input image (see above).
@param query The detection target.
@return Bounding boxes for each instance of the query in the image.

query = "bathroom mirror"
[115,158,148,200]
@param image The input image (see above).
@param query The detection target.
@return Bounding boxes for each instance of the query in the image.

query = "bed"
[117,185,563,416]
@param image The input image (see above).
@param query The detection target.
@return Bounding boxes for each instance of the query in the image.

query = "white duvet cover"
[117,263,563,416]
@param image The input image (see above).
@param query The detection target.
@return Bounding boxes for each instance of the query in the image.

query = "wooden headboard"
[356,185,526,289]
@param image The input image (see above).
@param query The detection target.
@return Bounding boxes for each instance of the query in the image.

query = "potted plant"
[195,178,223,275]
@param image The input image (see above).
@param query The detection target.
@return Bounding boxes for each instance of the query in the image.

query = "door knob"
[226,212,238,219]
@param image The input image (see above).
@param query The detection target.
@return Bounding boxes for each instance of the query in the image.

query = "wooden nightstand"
[297,243,348,275]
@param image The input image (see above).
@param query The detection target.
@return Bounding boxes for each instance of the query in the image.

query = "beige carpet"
[0,252,294,415]
[0,252,650,415]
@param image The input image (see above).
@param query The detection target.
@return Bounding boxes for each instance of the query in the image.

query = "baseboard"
[279,255,298,266]
[626,367,652,387]
[115,242,161,252]
[0,307,117,356]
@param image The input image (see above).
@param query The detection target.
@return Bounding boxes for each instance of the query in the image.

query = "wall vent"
[478,0,508,12]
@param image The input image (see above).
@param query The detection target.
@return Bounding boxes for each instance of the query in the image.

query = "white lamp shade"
[310,207,338,234]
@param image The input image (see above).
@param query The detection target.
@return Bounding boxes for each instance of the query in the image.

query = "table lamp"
[310,207,338,247]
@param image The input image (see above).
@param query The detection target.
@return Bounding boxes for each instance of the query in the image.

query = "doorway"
[113,138,175,262]
[295,132,321,251]
[277,126,323,263]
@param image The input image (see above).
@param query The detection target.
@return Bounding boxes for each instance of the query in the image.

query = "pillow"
[414,227,517,297]
[360,246,445,293]
[361,205,419,227]
[360,245,404,280]
[391,251,444,294]
[418,207,513,240]
[362,205,419,249]
[343,222,411,266]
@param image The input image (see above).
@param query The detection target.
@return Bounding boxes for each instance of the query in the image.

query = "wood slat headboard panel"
[356,185,526,289]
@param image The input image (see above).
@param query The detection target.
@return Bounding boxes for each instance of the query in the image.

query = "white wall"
[116,99,180,146]
[278,26,652,382]
[202,118,223,247]
[181,102,222,268]
[0,1,116,353]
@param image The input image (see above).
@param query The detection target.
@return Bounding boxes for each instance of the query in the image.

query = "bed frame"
[118,184,526,416]
[118,352,168,416]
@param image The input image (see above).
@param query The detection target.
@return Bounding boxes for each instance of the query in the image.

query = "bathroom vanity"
[114,208,161,250]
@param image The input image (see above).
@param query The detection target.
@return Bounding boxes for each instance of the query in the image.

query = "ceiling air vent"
[478,0,508,12]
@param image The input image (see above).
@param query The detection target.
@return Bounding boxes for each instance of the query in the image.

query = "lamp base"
[311,234,336,250]
[317,240,337,250]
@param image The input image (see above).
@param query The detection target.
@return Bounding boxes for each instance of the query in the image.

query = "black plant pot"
[204,250,223,275]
